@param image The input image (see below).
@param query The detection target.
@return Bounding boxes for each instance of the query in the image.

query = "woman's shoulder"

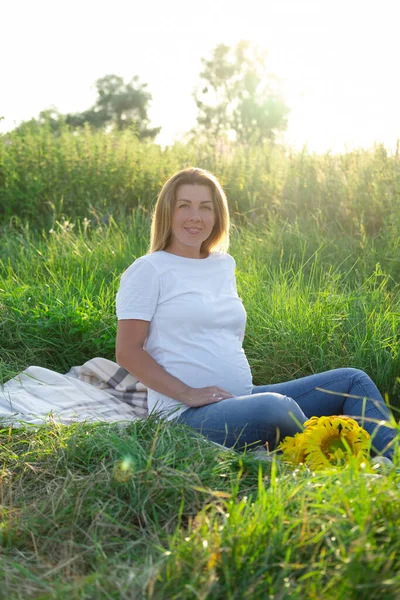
[210,251,236,265]
[119,253,160,280]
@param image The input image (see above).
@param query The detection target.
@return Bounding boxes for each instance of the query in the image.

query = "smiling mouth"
[185,228,202,234]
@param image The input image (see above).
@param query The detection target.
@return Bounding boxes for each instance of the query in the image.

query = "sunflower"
[278,415,370,470]
[278,432,308,464]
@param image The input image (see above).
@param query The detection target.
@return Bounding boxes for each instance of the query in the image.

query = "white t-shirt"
[115,250,253,420]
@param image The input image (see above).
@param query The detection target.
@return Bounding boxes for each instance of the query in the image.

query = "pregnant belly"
[165,351,253,397]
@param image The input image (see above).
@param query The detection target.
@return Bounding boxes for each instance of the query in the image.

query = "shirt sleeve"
[116,258,160,321]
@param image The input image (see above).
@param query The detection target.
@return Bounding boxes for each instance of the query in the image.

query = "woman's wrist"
[174,384,193,404]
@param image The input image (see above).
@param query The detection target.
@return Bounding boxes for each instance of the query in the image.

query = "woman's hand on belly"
[177,386,234,408]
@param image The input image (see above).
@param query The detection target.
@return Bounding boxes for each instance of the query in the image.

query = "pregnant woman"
[115,167,397,460]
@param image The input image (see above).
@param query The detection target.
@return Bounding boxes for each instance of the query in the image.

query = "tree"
[10,75,161,140]
[194,41,289,144]
[65,74,161,140]
[11,107,67,136]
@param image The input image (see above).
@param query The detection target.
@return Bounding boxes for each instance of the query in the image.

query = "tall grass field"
[0,128,399,598]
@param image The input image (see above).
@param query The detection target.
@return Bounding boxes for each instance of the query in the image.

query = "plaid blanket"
[66,357,148,416]
[0,357,149,426]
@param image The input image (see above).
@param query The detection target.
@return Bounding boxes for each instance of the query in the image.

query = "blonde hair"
[149,167,230,255]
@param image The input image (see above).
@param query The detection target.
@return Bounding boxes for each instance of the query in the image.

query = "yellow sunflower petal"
[278,432,307,464]
[300,416,371,469]
[278,416,371,470]
[303,416,320,429]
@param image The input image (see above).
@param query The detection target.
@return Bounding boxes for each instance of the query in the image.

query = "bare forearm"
[116,347,190,403]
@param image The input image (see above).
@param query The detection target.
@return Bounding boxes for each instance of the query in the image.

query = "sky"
[1,0,400,154]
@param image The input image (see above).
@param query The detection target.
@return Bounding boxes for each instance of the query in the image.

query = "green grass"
[2,127,400,242]
[1,210,400,598]
[0,418,399,599]
[1,212,399,403]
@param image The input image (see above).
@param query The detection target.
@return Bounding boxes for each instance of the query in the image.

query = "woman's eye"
[177,204,212,209]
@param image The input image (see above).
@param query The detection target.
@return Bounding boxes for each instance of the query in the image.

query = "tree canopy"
[65,74,161,140]
[194,41,289,145]
[11,74,161,140]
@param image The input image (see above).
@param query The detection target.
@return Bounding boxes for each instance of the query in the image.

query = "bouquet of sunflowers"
[278,415,371,470]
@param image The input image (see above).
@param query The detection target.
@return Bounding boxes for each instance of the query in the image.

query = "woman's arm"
[116,319,232,407]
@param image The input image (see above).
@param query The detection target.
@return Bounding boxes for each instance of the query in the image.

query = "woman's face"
[168,184,216,257]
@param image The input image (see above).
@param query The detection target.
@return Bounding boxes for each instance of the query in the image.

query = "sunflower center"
[321,435,350,458]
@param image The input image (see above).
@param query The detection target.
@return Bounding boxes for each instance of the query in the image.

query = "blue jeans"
[175,368,397,459]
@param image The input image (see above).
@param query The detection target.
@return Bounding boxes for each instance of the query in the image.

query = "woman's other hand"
[177,386,234,408]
